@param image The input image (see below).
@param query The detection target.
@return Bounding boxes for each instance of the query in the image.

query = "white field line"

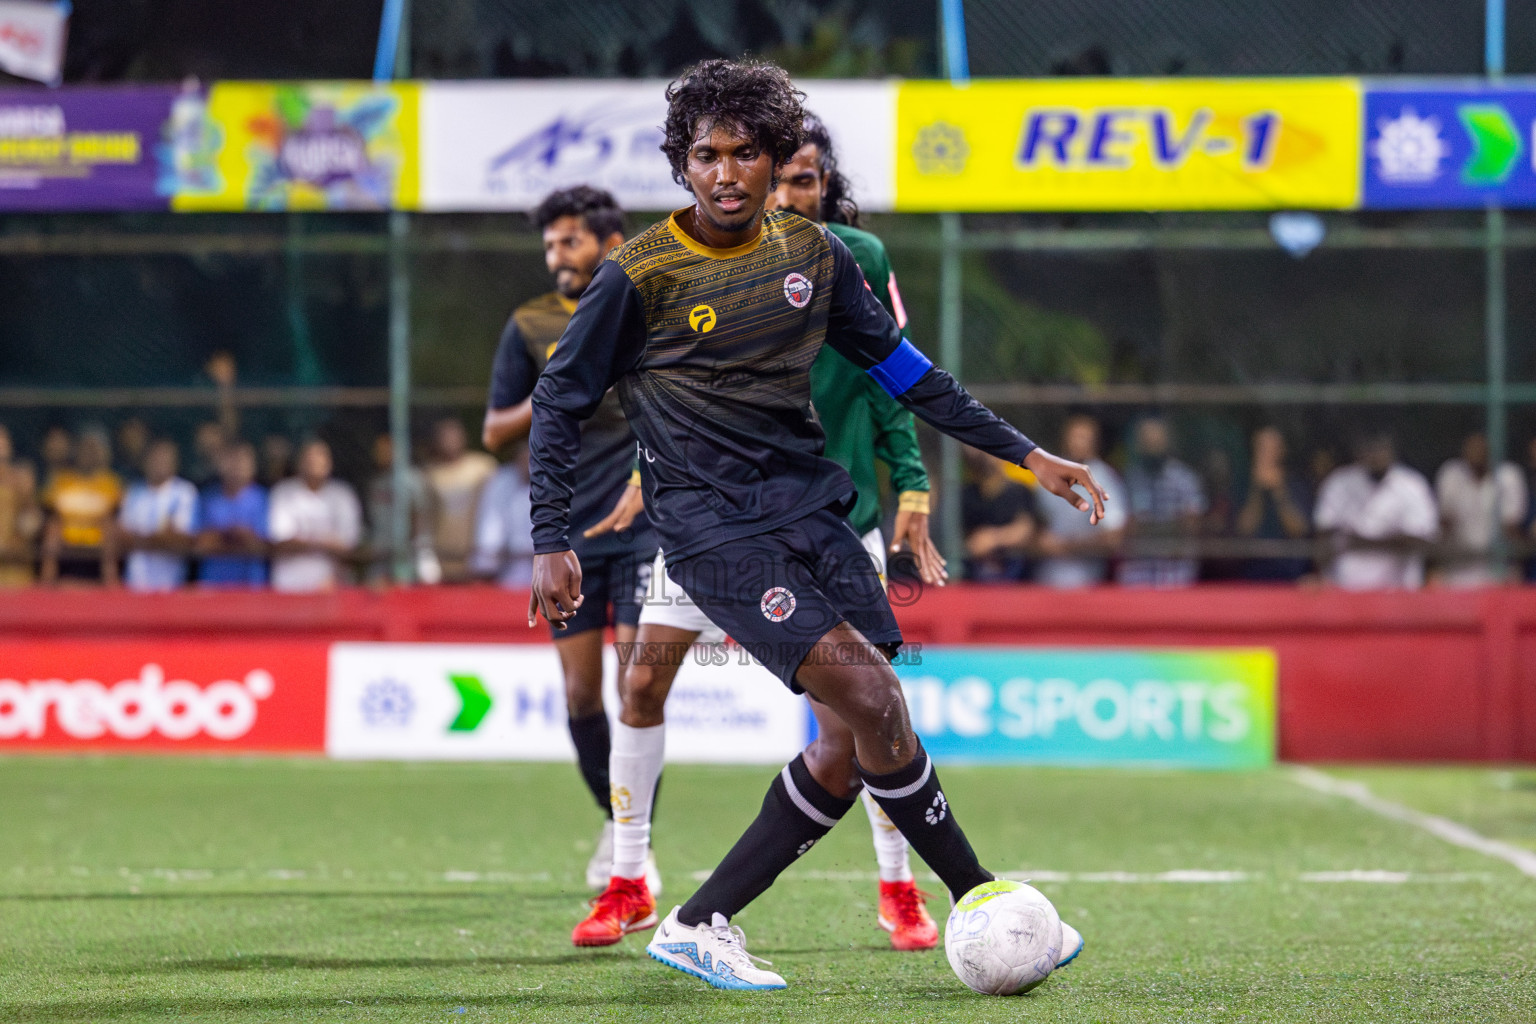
[1291,766,1536,880]
[687,868,1487,884]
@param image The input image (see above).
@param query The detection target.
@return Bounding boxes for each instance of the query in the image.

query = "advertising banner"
[1364,84,1536,208]
[895,79,1360,211]
[0,641,327,752]
[0,86,180,210]
[0,0,69,84]
[418,80,893,212]
[894,647,1276,767]
[327,642,804,762]
[173,81,419,211]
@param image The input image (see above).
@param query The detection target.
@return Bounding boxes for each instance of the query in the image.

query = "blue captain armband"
[867,339,933,398]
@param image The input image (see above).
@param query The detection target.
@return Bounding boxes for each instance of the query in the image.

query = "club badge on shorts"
[760,586,796,622]
[783,272,813,308]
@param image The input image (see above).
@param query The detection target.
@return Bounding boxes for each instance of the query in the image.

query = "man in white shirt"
[268,439,362,593]
[1435,431,1528,587]
[119,438,198,592]
[1035,413,1128,587]
[1315,432,1438,589]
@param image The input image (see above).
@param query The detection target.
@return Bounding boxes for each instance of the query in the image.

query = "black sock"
[568,712,612,817]
[859,743,991,901]
[678,754,855,926]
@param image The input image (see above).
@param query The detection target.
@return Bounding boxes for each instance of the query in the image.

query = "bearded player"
[528,59,1100,990]
[571,112,949,951]
[484,186,660,894]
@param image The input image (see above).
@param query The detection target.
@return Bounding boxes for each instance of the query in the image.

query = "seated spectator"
[40,425,123,586]
[1434,431,1527,587]
[0,426,41,586]
[196,440,270,588]
[1034,413,1127,588]
[962,449,1037,581]
[259,434,294,489]
[470,448,535,588]
[1234,426,1312,582]
[118,438,198,592]
[268,439,362,593]
[366,433,438,584]
[1315,431,1437,590]
[1118,416,1205,588]
[425,416,496,582]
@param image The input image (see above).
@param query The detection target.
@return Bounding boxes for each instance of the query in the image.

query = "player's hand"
[583,484,644,538]
[1024,448,1108,526]
[529,550,584,630]
[891,508,948,586]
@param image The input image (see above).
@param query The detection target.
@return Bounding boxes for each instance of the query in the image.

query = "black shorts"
[557,547,657,639]
[666,507,903,692]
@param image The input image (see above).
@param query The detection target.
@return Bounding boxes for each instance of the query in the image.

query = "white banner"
[0,0,68,85]
[326,642,806,763]
[419,79,894,213]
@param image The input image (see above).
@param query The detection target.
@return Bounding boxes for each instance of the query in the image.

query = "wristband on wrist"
[897,490,931,515]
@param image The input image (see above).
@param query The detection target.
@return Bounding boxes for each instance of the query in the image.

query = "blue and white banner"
[0,0,68,85]
[1364,84,1536,208]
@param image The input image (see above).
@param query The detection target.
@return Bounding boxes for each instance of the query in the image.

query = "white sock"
[861,788,913,883]
[610,721,666,881]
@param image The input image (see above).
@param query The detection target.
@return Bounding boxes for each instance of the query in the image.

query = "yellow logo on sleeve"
[689,304,717,333]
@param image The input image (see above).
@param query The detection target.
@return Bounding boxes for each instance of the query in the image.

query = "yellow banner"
[896,79,1360,211]
[173,82,419,211]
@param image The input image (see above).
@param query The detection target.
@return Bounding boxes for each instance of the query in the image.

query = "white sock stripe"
[779,766,839,829]
[861,757,932,801]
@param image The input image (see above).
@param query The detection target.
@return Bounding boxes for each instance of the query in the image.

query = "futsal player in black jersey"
[527,59,1106,991]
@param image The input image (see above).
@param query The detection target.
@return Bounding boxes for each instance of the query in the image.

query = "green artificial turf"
[0,757,1532,1022]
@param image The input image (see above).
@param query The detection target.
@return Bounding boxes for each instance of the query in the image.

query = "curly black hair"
[801,112,860,228]
[531,185,625,241]
[661,59,806,190]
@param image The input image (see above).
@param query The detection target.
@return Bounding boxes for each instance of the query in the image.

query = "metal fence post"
[378,0,414,583]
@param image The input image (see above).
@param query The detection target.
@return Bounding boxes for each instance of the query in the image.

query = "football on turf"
[944,879,1063,995]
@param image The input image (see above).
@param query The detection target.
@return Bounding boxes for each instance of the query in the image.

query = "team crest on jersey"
[689,304,717,332]
[760,586,796,622]
[783,272,813,308]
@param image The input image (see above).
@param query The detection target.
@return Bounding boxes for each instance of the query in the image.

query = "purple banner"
[0,87,180,210]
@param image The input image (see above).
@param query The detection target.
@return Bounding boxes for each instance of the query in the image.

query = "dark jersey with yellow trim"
[529,209,1037,562]
[489,290,653,558]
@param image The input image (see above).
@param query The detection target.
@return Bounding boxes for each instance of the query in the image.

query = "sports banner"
[1364,84,1536,208]
[0,86,180,210]
[0,641,327,752]
[173,81,419,211]
[894,79,1360,211]
[326,642,805,762]
[418,79,894,212]
[893,647,1276,768]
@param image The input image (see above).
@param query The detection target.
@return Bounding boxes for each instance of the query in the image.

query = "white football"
[944,879,1063,996]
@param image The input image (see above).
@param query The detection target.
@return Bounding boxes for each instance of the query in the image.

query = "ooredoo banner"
[0,642,327,752]
[418,80,894,212]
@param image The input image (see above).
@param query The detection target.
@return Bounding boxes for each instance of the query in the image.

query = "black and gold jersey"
[530,209,1036,561]
[488,290,653,558]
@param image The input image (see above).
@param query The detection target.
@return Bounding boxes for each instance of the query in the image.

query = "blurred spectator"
[471,448,535,588]
[118,438,198,592]
[366,433,438,584]
[1315,432,1437,590]
[115,417,150,479]
[205,350,240,440]
[1034,414,1127,588]
[1234,426,1312,582]
[1118,416,1205,588]
[0,426,41,586]
[40,425,123,586]
[962,449,1037,581]
[268,439,362,593]
[425,416,497,582]
[1434,432,1527,587]
[40,425,73,489]
[189,421,227,488]
[196,440,270,588]
[259,434,294,489]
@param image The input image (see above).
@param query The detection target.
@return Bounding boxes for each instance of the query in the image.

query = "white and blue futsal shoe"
[1057,920,1084,968]
[646,907,786,991]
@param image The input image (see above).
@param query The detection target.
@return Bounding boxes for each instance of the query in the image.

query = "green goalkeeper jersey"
[813,221,930,537]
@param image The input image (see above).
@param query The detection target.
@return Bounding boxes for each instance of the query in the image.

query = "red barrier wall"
[1,585,1532,763]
